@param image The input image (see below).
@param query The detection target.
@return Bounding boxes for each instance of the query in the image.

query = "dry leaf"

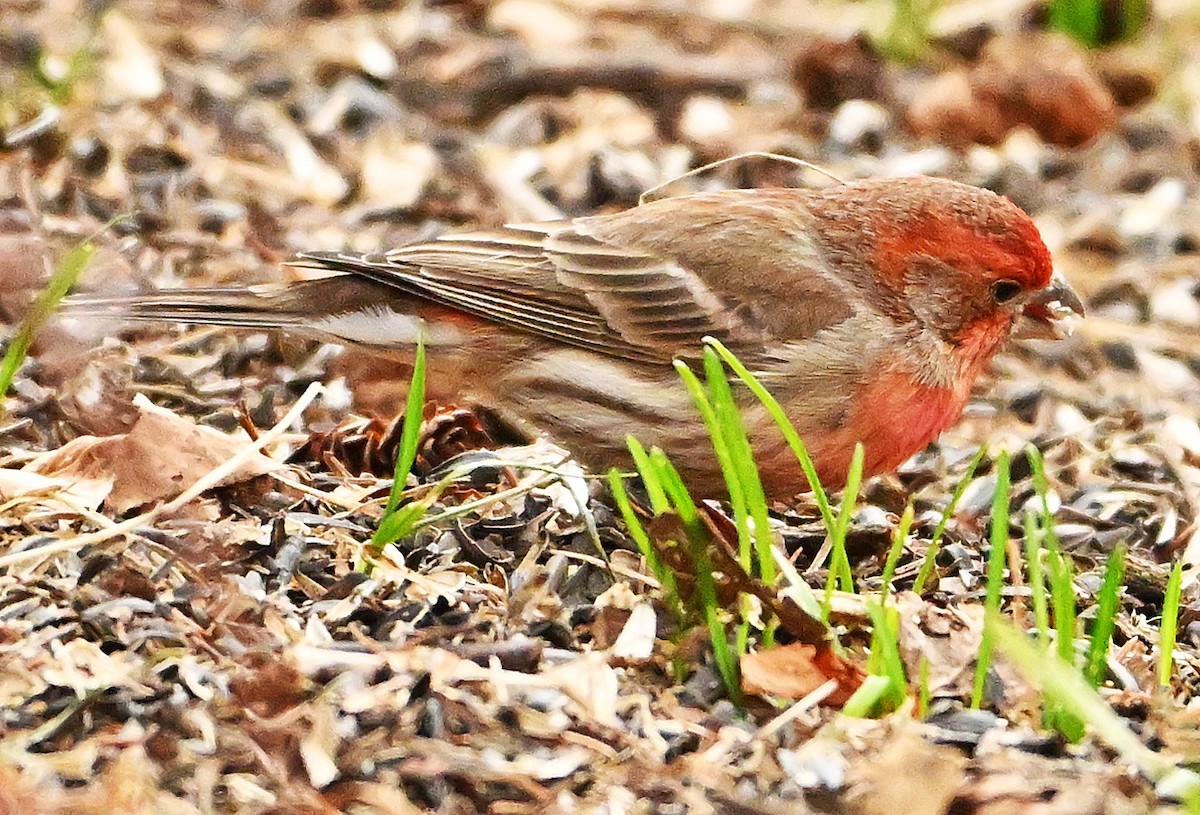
[742,643,830,699]
[742,642,859,706]
[26,394,279,512]
[0,467,109,514]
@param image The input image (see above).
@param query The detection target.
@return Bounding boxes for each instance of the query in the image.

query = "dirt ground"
[3,1,1200,813]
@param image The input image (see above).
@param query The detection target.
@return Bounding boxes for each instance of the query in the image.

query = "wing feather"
[292,189,863,367]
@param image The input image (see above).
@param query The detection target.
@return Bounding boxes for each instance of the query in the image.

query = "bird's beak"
[1015,272,1085,339]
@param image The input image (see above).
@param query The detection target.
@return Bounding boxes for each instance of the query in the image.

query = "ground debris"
[3,0,1200,811]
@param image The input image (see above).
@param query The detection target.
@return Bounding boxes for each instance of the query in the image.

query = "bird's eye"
[991,279,1022,304]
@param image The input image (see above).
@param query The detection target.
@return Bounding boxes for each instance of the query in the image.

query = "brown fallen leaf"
[894,590,984,700]
[0,467,110,514]
[894,590,1036,708]
[741,642,859,706]
[25,394,280,513]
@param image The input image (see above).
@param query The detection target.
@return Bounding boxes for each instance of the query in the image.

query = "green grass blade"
[650,449,740,700]
[823,444,863,616]
[1160,559,1184,688]
[1024,510,1050,648]
[370,341,427,548]
[1036,518,1074,733]
[735,615,752,659]
[679,354,769,652]
[704,338,834,531]
[972,450,1010,709]
[917,656,931,719]
[829,443,864,595]
[372,495,435,547]
[1046,539,1077,668]
[1121,0,1149,39]
[608,467,682,620]
[866,600,908,710]
[651,449,700,529]
[1026,444,1061,551]
[1048,0,1103,46]
[674,358,748,524]
[913,446,987,594]
[816,444,864,619]
[609,467,666,587]
[841,674,895,718]
[701,347,775,586]
[881,503,914,604]
[627,436,670,514]
[993,615,1199,793]
[1084,545,1126,688]
[386,342,426,515]
[877,0,935,63]
[698,349,754,570]
[1,237,96,398]
[1042,529,1084,741]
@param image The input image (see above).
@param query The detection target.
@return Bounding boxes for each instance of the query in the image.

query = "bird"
[62,175,1083,498]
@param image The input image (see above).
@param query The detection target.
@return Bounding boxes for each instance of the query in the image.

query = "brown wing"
[292,188,860,367]
[292,227,662,363]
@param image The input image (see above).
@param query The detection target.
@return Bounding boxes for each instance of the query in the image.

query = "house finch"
[65,176,1082,497]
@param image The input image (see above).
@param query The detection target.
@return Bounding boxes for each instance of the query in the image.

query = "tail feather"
[60,287,308,330]
[58,275,432,348]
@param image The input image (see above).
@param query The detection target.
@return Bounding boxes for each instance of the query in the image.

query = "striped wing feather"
[293,213,789,365]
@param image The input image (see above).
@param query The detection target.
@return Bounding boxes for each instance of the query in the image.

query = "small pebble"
[827,100,890,152]
[1119,178,1186,239]
[678,95,735,145]
[1149,279,1200,328]
[1051,403,1093,437]
[1135,350,1197,395]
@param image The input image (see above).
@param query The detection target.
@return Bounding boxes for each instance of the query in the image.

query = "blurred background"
[4,0,1198,428]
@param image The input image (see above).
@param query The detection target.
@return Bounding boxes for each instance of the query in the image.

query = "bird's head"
[852,177,1084,366]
